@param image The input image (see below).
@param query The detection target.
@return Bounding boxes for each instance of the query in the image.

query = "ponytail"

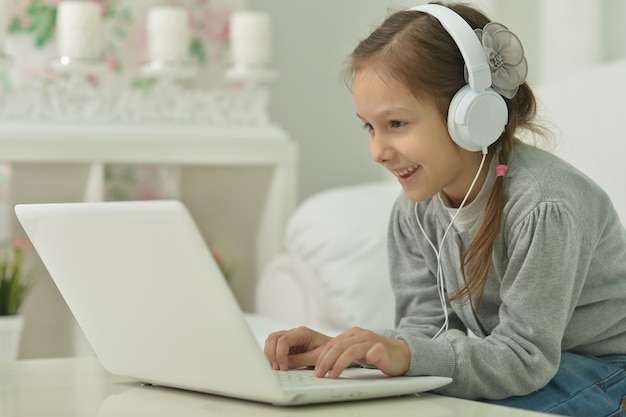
[453,81,539,307]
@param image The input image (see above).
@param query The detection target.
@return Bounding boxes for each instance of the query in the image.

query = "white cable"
[414,151,488,339]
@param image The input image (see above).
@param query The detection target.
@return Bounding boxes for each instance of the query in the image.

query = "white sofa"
[254,181,401,334]
[253,59,626,335]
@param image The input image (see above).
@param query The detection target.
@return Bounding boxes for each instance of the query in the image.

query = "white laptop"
[15,200,451,406]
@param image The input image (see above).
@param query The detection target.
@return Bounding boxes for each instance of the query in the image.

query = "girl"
[264,3,626,416]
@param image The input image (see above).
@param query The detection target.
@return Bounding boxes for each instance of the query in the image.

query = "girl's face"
[353,67,484,206]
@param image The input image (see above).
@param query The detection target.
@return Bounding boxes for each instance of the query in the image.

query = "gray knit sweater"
[382,143,626,400]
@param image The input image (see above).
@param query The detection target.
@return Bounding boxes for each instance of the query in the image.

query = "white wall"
[246,0,626,201]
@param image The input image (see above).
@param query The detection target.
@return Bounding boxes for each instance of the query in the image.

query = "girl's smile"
[391,164,421,184]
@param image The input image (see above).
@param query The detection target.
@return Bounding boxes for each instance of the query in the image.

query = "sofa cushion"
[256,181,401,331]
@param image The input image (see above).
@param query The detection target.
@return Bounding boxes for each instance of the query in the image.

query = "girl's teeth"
[398,166,418,176]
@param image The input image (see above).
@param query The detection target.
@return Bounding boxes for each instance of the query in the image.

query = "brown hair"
[345,3,541,305]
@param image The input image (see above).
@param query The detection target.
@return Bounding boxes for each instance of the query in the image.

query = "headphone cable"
[414,150,488,339]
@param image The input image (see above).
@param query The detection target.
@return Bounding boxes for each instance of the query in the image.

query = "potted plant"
[0,238,33,360]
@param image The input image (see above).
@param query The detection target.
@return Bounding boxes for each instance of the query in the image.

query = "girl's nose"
[370,137,394,164]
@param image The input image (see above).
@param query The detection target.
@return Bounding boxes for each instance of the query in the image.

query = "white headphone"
[409,4,508,153]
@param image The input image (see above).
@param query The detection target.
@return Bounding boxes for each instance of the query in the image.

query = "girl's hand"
[264,326,411,378]
[264,326,332,371]
[314,327,411,378]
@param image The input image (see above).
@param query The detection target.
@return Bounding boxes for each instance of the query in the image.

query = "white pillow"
[257,181,401,331]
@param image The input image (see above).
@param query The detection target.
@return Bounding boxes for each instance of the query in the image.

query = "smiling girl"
[264,3,626,416]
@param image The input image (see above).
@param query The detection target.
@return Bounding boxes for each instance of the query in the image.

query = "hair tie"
[496,164,508,178]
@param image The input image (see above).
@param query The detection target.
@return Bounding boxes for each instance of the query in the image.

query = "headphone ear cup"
[447,85,508,152]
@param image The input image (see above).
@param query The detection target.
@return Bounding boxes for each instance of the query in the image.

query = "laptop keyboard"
[278,368,386,387]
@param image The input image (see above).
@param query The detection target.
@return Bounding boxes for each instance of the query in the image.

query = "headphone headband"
[409,4,491,91]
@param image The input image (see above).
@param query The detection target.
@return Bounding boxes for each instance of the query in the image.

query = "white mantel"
[0,122,298,358]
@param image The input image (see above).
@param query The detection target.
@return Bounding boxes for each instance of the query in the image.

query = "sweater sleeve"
[387,201,594,400]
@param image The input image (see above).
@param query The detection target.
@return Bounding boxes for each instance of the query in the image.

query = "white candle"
[230,11,272,67]
[146,6,190,63]
[56,1,104,60]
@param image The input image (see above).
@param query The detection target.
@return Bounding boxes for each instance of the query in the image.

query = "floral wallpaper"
[1,0,245,198]
[3,0,243,89]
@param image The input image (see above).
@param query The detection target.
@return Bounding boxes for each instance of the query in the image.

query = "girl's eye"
[362,123,374,132]
[390,120,406,128]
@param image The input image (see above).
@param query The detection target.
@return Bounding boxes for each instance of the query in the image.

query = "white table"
[0,357,559,417]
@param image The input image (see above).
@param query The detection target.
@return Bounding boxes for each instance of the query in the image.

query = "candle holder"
[226,65,278,85]
[50,56,107,75]
[224,64,276,126]
[48,56,110,122]
[140,60,197,81]
[0,24,275,126]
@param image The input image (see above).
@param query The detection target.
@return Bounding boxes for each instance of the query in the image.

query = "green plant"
[0,239,33,316]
